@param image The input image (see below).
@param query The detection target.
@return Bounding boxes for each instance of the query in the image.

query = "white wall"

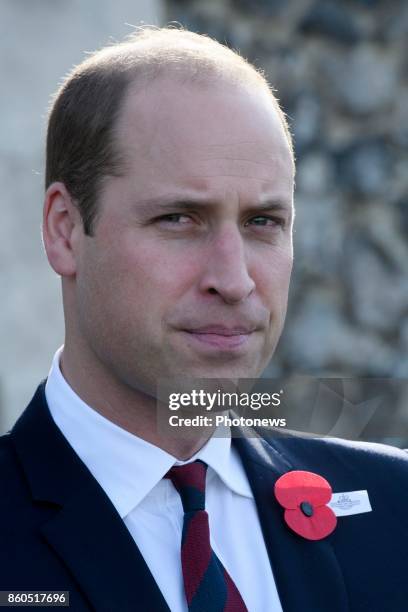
[0,0,163,433]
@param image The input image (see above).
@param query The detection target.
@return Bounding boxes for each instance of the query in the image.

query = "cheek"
[107,240,201,306]
[254,250,293,304]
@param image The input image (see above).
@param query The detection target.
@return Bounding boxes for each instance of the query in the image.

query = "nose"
[198,226,255,305]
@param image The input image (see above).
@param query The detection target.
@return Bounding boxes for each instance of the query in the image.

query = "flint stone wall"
[165,0,408,443]
[1,0,407,443]
[165,0,407,378]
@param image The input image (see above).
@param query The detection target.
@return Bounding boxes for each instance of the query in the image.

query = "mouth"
[181,326,256,351]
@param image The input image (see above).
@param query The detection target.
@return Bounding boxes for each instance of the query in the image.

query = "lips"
[182,326,256,350]
[185,325,257,335]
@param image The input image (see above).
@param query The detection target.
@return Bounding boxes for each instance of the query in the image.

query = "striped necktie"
[164,459,248,612]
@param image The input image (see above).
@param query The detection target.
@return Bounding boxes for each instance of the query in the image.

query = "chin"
[186,363,261,380]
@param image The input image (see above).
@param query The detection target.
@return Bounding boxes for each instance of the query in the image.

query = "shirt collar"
[45,347,253,518]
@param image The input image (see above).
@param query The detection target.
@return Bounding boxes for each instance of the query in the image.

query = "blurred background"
[1,0,407,438]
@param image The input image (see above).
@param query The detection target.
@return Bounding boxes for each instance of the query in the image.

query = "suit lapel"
[232,431,350,612]
[11,382,170,612]
[12,383,350,611]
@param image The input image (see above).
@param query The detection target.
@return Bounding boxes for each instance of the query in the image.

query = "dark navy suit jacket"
[1,381,408,611]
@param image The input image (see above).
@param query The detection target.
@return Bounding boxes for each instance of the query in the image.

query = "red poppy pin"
[274,470,337,541]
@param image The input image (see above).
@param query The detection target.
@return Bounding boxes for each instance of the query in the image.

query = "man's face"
[73,77,294,394]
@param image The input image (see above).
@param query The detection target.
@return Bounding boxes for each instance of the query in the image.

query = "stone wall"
[165,0,407,376]
[1,0,406,443]
[0,0,163,433]
[164,0,408,442]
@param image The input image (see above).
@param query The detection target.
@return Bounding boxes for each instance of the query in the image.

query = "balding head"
[45,26,294,235]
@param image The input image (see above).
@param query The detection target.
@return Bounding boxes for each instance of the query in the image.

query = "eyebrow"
[134,195,292,216]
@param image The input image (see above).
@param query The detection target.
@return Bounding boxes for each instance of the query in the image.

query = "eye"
[156,213,193,225]
[246,215,285,228]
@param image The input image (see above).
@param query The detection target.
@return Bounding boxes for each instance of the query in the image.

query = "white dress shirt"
[45,347,283,612]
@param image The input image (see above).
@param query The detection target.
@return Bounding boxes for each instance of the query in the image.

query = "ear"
[42,182,83,277]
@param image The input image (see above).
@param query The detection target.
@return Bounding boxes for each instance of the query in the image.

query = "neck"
[59,344,214,461]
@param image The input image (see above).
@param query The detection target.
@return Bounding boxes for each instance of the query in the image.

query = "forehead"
[114,76,294,201]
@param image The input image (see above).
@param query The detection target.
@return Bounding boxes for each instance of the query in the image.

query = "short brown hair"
[46,26,294,235]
